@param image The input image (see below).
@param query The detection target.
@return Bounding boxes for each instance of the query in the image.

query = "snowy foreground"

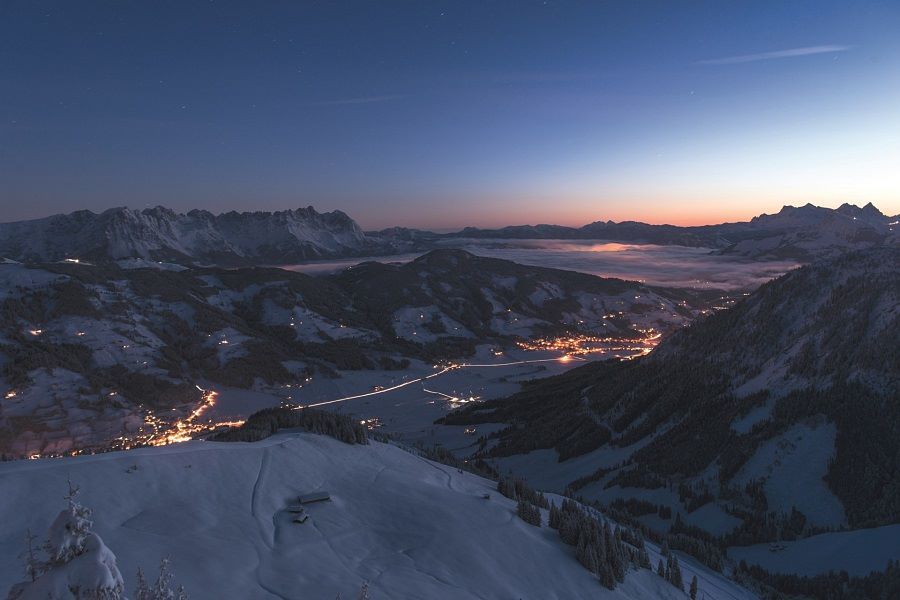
[0,432,755,599]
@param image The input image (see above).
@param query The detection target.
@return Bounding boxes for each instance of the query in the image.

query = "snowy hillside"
[718,202,898,260]
[0,432,752,599]
[0,250,711,459]
[442,248,899,577]
[0,206,397,265]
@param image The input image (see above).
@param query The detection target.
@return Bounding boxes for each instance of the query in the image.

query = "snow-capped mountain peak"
[0,206,380,266]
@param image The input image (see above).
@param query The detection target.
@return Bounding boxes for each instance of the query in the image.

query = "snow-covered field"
[214,345,590,452]
[729,525,900,577]
[731,421,845,528]
[0,432,750,599]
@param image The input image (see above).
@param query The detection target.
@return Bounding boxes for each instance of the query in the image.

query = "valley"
[0,248,705,460]
[6,3,899,596]
[440,246,899,592]
[1,205,897,599]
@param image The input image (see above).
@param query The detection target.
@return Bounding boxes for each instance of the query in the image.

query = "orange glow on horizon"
[359,194,897,231]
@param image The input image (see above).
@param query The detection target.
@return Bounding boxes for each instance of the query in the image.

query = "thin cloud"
[697,45,850,65]
[311,94,405,106]
[492,70,605,84]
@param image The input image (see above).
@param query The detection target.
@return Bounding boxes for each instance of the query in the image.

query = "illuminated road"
[300,355,587,410]
[140,334,656,448]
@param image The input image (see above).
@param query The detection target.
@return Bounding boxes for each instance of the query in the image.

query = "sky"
[1,0,898,229]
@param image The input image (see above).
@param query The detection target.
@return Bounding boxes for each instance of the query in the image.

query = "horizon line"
[0,201,889,231]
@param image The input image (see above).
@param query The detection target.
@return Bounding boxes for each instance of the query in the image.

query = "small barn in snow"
[299,491,331,504]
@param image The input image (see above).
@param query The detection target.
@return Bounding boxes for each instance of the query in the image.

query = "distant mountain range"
[440,202,899,260]
[0,202,896,266]
[0,206,404,266]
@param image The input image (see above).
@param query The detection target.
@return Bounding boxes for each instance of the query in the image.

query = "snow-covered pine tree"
[689,574,698,599]
[6,480,125,600]
[668,554,684,591]
[575,538,597,574]
[134,568,151,600]
[134,557,189,600]
[516,500,541,526]
[604,523,626,583]
[637,545,651,569]
[548,503,560,529]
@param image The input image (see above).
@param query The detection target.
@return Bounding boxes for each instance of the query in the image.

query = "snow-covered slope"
[444,247,899,542]
[0,250,713,459]
[0,206,391,265]
[718,202,898,260]
[0,432,750,599]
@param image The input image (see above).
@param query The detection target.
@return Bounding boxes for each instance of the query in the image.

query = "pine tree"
[657,559,666,577]
[9,481,125,599]
[603,522,625,582]
[690,574,698,599]
[576,538,597,573]
[153,557,175,599]
[669,555,684,591]
[517,500,541,526]
[134,556,189,600]
[18,528,41,582]
[135,567,151,600]
[43,479,94,565]
[638,546,651,569]
[598,560,616,590]
[548,503,560,529]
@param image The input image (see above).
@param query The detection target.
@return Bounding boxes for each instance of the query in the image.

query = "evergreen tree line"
[516,500,542,526]
[211,406,368,444]
[411,443,498,480]
[566,465,613,492]
[609,497,672,519]
[580,495,732,576]
[442,253,900,535]
[665,513,726,571]
[496,476,550,509]
[736,559,900,600]
[656,540,700,598]
[655,541,686,592]
[496,477,662,590]
[678,481,715,513]
[548,498,650,590]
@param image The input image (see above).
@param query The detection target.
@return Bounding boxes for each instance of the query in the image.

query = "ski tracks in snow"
[248,447,293,600]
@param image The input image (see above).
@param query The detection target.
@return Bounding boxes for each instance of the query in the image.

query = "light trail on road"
[422,388,456,400]
[299,355,581,410]
[458,356,586,368]
[301,366,455,408]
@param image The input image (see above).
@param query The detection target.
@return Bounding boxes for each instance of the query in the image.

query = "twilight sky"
[1,1,898,229]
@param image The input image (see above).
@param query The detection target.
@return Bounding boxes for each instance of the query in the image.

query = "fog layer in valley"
[284,239,800,290]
